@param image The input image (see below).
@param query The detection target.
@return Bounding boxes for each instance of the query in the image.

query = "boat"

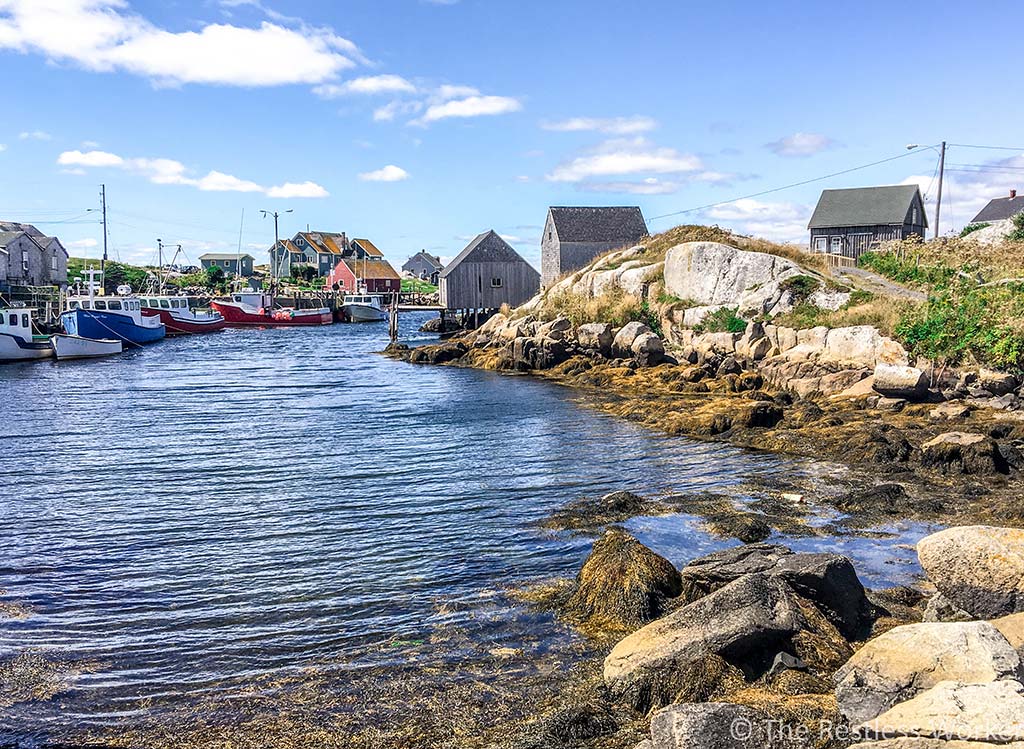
[339,292,387,323]
[140,295,226,335]
[0,308,54,363]
[61,290,166,346]
[211,291,332,327]
[51,333,123,360]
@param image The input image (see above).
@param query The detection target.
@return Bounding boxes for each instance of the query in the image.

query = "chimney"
[1011,189,1018,199]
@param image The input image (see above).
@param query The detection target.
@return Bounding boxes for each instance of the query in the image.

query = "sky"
[1,0,1023,270]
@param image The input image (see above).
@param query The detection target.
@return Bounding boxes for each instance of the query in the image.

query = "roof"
[404,250,443,270]
[275,239,301,255]
[0,221,44,237]
[808,185,926,229]
[971,195,1024,223]
[440,230,536,279]
[321,235,348,254]
[200,252,255,261]
[548,206,648,244]
[351,238,384,257]
[342,257,400,281]
[0,230,26,248]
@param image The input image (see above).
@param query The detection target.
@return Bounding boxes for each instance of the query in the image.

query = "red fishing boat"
[140,295,226,335]
[211,291,332,328]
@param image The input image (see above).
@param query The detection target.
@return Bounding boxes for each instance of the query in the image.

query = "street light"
[261,209,293,282]
[907,142,946,239]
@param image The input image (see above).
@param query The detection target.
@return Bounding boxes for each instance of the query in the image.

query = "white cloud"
[373,99,423,122]
[703,199,811,243]
[313,74,416,98]
[0,0,361,87]
[358,165,409,182]
[0,143,6,152]
[578,178,681,195]
[266,181,330,198]
[766,132,836,157]
[81,139,100,148]
[546,137,703,183]
[56,148,328,198]
[417,94,522,124]
[19,129,51,140]
[66,238,98,249]
[542,116,657,135]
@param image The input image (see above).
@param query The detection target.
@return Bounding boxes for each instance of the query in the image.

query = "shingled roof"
[971,194,1024,223]
[440,230,531,278]
[548,206,648,244]
[808,185,926,229]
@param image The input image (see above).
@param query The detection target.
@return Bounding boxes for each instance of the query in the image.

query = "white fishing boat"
[340,293,387,323]
[0,308,54,363]
[51,333,123,360]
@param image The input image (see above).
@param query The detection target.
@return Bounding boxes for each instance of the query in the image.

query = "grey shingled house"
[541,206,648,288]
[808,185,928,259]
[970,190,1024,224]
[439,230,540,311]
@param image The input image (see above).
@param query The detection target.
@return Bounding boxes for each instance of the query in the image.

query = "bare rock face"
[577,322,613,354]
[918,526,1024,618]
[979,368,1019,396]
[873,364,929,401]
[632,332,665,367]
[833,621,1023,725]
[663,241,810,317]
[856,680,1024,744]
[649,702,802,749]
[612,321,652,358]
[920,432,1006,475]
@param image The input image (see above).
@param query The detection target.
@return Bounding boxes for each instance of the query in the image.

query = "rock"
[533,336,569,370]
[920,432,1007,475]
[682,305,725,328]
[873,364,929,401]
[662,241,810,317]
[734,401,784,428]
[819,326,910,368]
[576,322,613,355]
[512,336,537,370]
[922,593,972,623]
[476,312,508,335]
[834,376,878,400]
[856,680,1024,743]
[980,368,1019,396]
[649,702,796,749]
[876,397,908,412]
[678,544,874,640]
[992,393,1021,411]
[994,613,1024,657]
[632,332,666,367]
[705,511,772,544]
[604,572,850,710]
[612,321,652,358]
[564,529,682,632]
[522,703,618,747]
[918,526,1024,618]
[718,355,742,375]
[834,621,1023,725]
[929,401,972,420]
[538,316,571,337]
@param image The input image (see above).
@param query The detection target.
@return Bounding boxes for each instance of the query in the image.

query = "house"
[807,185,928,259]
[270,231,349,278]
[402,250,443,284]
[0,221,68,287]
[199,253,255,277]
[970,190,1024,224]
[540,206,648,288]
[321,236,401,293]
[439,230,540,310]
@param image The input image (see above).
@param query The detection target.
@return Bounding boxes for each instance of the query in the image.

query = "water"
[0,313,930,741]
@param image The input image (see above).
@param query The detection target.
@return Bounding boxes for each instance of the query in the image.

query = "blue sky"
[1,0,1023,269]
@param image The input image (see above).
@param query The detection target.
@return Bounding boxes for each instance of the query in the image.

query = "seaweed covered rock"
[516,702,618,749]
[920,432,1007,475]
[540,490,660,532]
[834,621,1023,725]
[564,529,683,632]
[918,526,1024,618]
[648,702,802,749]
[576,322,613,355]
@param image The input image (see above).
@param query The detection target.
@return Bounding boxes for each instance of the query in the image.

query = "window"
[81,301,91,310]
[491,277,503,288]
[94,300,107,310]
[69,302,79,310]
[22,250,28,272]
[107,300,122,310]
[913,207,919,223]
[813,237,827,253]
[830,236,843,253]
[160,299,170,309]
[51,254,57,271]
[8,313,15,325]
[21,314,28,328]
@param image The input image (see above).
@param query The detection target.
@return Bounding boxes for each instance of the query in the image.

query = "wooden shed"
[541,206,647,288]
[439,230,540,311]
[808,185,927,262]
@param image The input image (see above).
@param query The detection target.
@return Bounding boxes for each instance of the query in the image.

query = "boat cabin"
[0,308,35,343]
[231,291,273,309]
[67,297,143,313]
[140,296,195,312]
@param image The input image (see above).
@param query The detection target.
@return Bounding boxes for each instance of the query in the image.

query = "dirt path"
[832,266,927,303]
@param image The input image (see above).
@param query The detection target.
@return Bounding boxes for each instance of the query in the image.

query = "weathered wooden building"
[439,230,540,311]
[402,250,443,283]
[808,185,928,260]
[970,189,1024,224]
[0,223,68,288]
[199,253,255,277]
[540,206,647,288]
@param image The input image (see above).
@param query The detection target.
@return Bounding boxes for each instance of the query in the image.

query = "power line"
[648,147,931,222]
[949,143,1024,151]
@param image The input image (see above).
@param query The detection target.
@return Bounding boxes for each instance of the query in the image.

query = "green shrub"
[779,274,821,303]
[960,222,989,237]
[695,306,747,334]
[1009,213,1024,242]
[858,251,956,287]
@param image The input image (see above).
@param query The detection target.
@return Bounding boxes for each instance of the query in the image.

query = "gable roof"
[342,257,400,281]
[351,238,384,257]
[971,195,1024,223]
[405,250,443,270]
[0,221,44,237]
[808,185,927,229]
[0,230,46,251]
[440,230,537,279]
[200,252,255,261]
[548,206,648,244]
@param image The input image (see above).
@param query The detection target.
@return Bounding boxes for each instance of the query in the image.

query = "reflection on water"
[0,313,927,741]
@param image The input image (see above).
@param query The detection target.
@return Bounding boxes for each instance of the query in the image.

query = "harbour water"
[0,313,930,744]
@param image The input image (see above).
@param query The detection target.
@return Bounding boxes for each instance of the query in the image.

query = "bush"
[960,222,989,237]
[1009,213,1024,242]
[695,306,747,334]
[779,274,821,303]
[858,250,956,287]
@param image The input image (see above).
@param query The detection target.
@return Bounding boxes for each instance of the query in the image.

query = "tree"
[205,265,226,290]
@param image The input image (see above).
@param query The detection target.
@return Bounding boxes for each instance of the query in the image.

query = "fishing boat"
[211,291,332,327]
[51,334,123,360]
[140,295,225,335]
[61,273,166,346]
[339,292,387,323]
[0,308,54,363]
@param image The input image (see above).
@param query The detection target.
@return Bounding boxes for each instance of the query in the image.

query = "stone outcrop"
[576,322,613,355]
[613,321,652,358]
[920,433,1006,475]
[648,702,798,749]
[918,527,1024,618]
[833,621,1023,724]
[873,364,929,401]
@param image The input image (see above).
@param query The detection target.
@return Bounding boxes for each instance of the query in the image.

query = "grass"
[694,306,747,334]
[960,222,989,237]
[402,278,438,294]
[536,286,645,329]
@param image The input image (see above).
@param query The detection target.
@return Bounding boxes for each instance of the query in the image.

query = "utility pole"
[934,141,946,239]
[100,183,108,288]
[261,208,292,287]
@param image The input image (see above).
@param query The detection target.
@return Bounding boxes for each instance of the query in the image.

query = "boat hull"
[211,301,333,327]
[52,334,123,360]
[0,332,52,363]
[61,309,166,345]
[142,308,226,335]
[342,303,387,323]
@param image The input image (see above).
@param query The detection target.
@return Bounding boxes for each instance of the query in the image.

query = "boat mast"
[157,238,164,294]
[100,183,108,293]
[236,208,244,292]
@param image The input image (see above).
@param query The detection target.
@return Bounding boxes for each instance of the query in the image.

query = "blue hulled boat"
[61,295,165,346]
